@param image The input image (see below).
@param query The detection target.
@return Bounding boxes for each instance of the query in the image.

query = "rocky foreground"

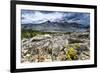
[21,32,90,63]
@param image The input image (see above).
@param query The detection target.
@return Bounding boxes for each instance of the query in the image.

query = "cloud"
[21,10,65,24]
[66,13,90,25]
[21,10,90,25]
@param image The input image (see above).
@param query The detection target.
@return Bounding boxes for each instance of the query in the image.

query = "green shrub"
[66,47,78,60]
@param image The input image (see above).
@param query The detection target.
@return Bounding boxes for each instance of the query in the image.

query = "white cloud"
[21,10,90,25]
[21,11,65,24]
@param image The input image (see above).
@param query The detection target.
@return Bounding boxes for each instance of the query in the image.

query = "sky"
[21,10,90,25]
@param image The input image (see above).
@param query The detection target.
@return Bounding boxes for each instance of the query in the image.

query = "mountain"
[21,20,89,32]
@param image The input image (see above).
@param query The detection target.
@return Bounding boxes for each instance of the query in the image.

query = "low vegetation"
[21,29,90,63]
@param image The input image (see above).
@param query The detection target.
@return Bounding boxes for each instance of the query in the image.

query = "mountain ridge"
[21,20,89,32]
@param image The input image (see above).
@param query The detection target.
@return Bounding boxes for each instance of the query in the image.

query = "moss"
[66,47,78,60]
